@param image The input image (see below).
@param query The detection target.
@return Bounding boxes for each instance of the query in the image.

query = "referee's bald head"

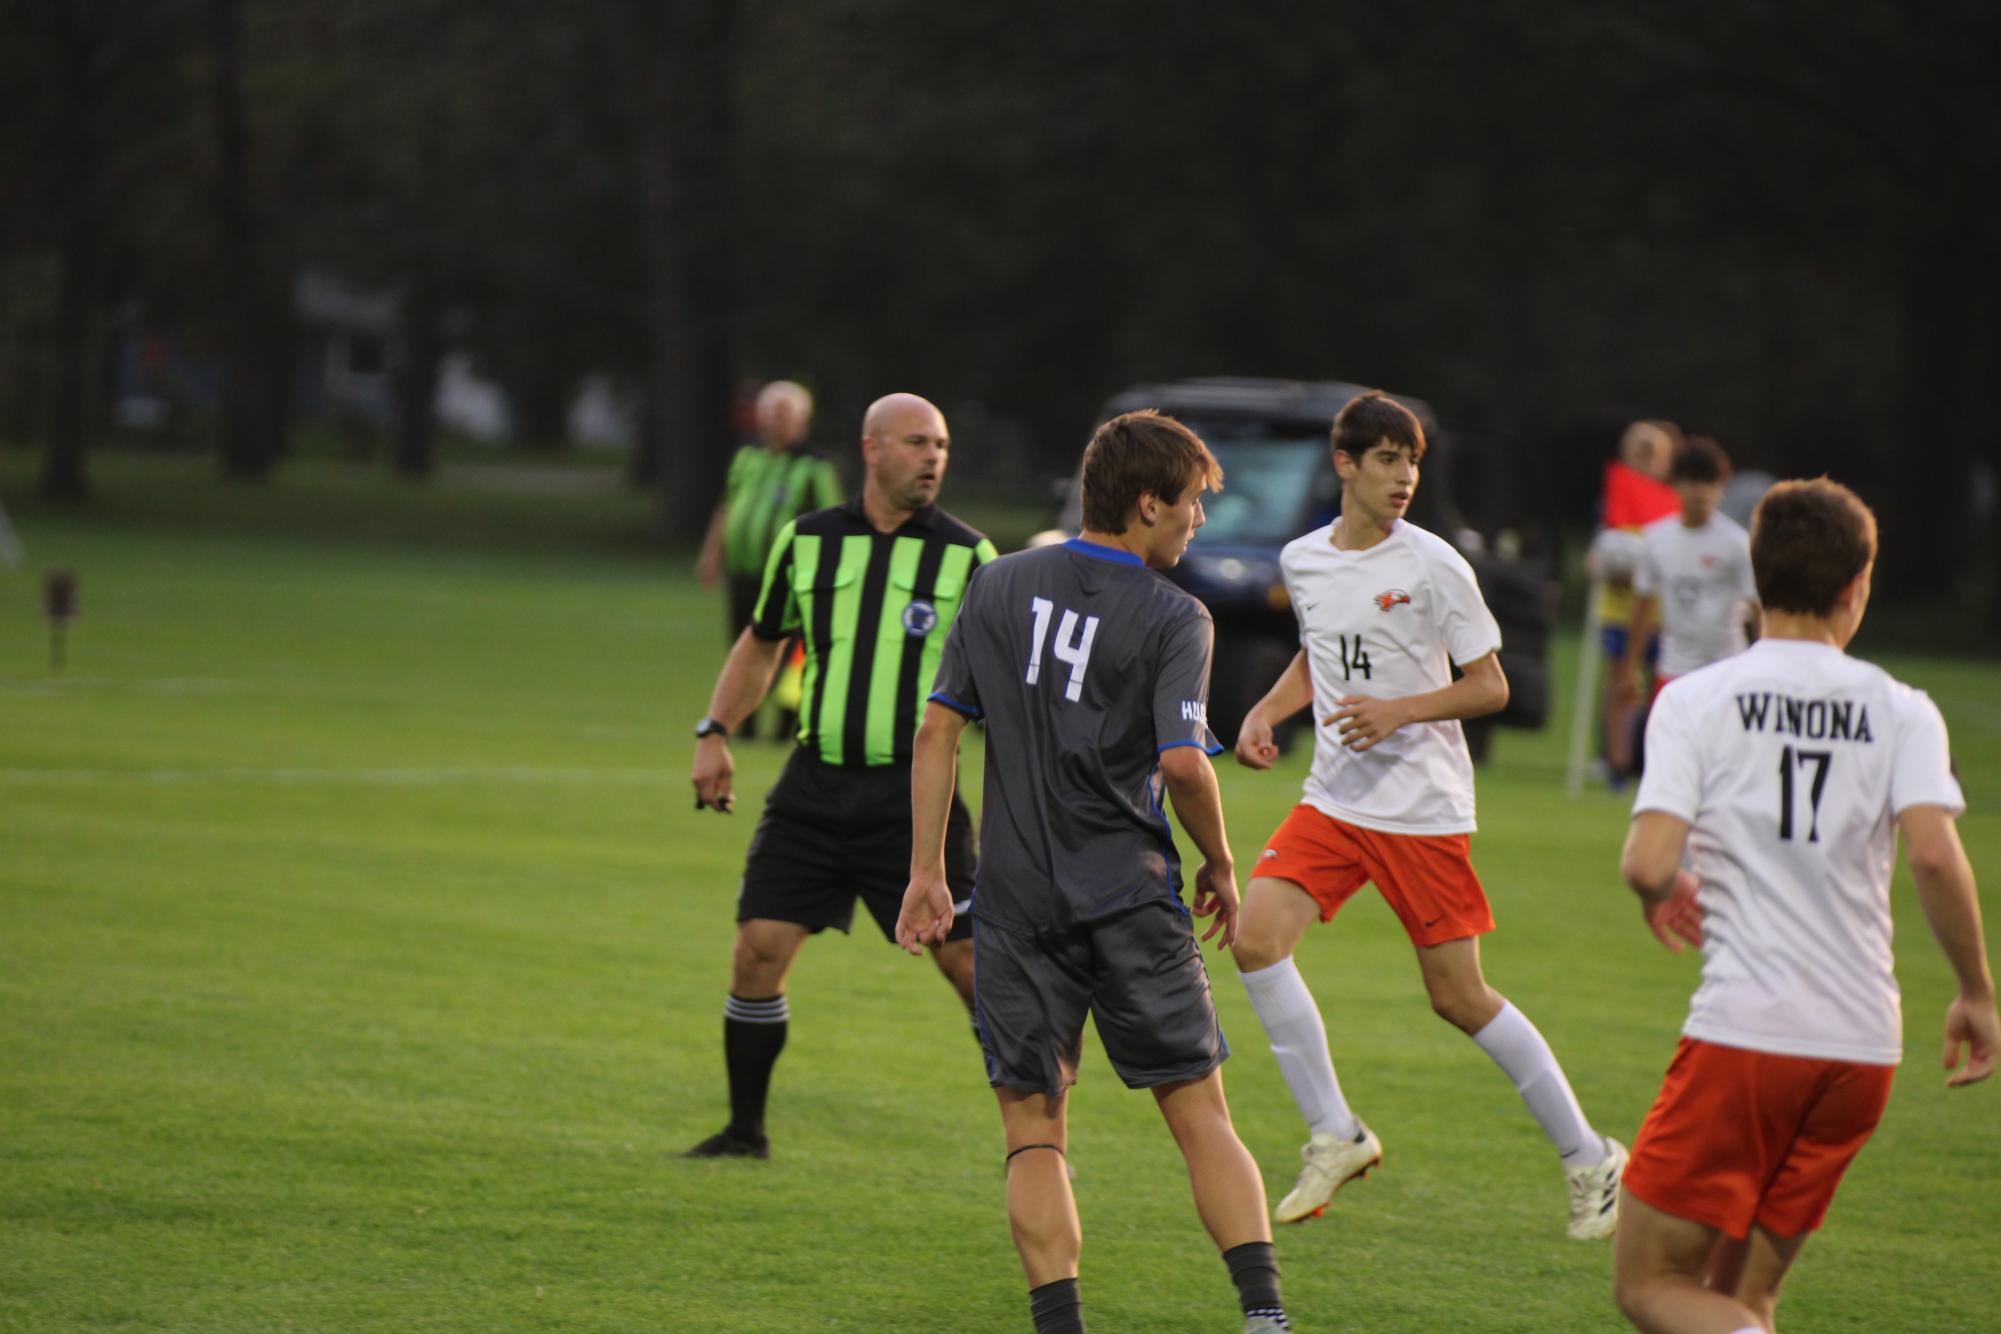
[862,393,944,443]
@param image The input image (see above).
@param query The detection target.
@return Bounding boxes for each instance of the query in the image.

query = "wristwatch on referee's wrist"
[695,717,730,741]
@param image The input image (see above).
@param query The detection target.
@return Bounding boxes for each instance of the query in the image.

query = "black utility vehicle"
[1044,378,1559,758]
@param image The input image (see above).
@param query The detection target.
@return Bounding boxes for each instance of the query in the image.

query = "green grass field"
[3,454,1998,1331]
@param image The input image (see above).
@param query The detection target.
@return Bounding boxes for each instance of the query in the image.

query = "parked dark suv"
[1043,378,1560,758]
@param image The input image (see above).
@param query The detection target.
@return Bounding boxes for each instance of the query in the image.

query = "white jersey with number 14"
[1281,519,1502,837]
[1634,639,1965,1066]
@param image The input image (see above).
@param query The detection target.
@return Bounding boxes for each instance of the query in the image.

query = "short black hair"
[1332,391,1426,465]
[1669,436,1732,485]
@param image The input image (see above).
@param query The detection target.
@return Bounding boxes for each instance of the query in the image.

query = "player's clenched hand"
[1190,860,1240,948]
[895,870,955,956]
[691,736,735,814]
[1235,711,1279,770]
[1942,994,1999,1088]
[1642,868,1704,953]
[1324,694,1408,752]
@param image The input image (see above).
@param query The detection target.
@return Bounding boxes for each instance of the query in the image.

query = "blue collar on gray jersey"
[1063,537,1145,566]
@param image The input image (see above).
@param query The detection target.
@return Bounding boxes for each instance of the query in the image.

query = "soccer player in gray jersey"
[898,412,1291,1334]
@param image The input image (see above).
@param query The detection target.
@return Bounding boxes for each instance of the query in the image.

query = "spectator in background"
[696,380,841,740]
[1615,437,1759,721]
[1587,420,1681,786]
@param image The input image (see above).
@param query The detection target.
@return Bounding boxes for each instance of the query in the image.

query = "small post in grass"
[44,570,78,673]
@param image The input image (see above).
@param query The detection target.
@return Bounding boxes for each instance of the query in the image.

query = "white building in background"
[111,269,636,451]
[433,353,510,441]
[566,374,637,450]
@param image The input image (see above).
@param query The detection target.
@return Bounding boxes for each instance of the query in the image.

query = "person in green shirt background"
[697,380,843,738]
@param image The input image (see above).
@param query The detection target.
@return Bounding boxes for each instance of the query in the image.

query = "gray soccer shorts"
[972,900,1229,1095]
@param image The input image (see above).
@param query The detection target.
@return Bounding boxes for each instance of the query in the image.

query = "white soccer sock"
[1238,958,1360,1140]
[1470,1001,1606,1167]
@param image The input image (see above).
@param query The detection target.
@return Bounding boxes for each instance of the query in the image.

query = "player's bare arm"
[1614,596,1656,705]
[1236,649,1313,769]
[1900,803,1999,1087]
[1619,810,1704,953]
[691,629,788,813]
[896,701,970,955]
[694,500,728,587]
[1159,745,1240,947]
[1327,650,1508,753]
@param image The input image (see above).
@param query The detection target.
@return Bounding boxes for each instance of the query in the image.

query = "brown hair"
[1332,391,1426,465]
[1080,410,1223,532]
[1750,478,1878,615]
[1669,435,1732,485]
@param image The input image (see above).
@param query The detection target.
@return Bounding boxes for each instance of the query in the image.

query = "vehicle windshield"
[1194,438,1331,545]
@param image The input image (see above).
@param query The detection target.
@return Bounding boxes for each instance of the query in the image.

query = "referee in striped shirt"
[695,381,843,739]
[685,392,998,1160]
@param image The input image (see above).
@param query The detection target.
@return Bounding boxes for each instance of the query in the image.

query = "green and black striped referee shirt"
[722,444,844,579]
[749,499,999,766]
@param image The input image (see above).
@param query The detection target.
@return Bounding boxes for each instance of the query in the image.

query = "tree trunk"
[210,0,287,480]
[392,276,443,477]
[507,367,574,451]
[43,221,95,502]
[636,0,736,539]
[40,0,97,501]
[627,394,661,487]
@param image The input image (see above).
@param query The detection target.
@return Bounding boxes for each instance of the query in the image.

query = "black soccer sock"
[722,994,788,1139]
[1028,1277,1085,1334]
[1224,1241,1287,1328]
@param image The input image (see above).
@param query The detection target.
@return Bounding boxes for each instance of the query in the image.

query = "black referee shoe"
[683,1127,770,1160]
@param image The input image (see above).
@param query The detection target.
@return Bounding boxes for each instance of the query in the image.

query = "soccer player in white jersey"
[1614,478,1996,1333]
[1614,436,1760,713]
[1232,391,1627,1238]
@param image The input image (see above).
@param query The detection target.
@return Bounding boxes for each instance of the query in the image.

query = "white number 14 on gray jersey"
[1025,595,1100,702]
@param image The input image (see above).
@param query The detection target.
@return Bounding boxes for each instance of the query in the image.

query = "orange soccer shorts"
[1622,1037,1896,1240]
[1253,804,1494,947]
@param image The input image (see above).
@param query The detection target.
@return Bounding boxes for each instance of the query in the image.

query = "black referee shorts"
[972,900,1229,1096]
[736,748,975,944]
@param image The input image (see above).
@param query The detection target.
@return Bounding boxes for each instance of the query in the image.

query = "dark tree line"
[1,1,1995,611]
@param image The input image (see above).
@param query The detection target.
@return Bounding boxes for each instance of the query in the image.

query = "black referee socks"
[1224,1241,1288,1328]
[1028,1278,1084,1333]
[722,993,787,1139]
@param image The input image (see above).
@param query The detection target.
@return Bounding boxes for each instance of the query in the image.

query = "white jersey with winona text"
[1282,519,1502,835]
[1634,639,1965,1065]
[1633,512,1757,679]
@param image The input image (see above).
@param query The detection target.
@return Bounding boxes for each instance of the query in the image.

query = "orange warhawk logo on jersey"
[1373,589,1411,612]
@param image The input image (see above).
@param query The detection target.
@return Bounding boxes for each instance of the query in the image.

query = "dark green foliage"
[0,2,1995,609]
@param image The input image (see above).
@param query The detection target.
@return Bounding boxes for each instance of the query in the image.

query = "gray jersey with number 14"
[927,537,1222,932]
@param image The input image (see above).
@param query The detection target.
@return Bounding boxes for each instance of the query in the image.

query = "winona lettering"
[1734,693,1874,743]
